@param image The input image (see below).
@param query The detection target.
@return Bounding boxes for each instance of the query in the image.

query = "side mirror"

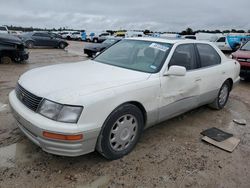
[164,65,186,76]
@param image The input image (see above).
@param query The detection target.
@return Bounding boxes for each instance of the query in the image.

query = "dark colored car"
[20,32,68,49]
[0,34,29,64]
[232,40,250,80]
[84,38,121,57]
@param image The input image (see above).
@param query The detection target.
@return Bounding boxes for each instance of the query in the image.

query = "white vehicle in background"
[181,35,196,40]
[9,38,240,160]
[125,31,145,38]
[160,33,180,39]
[195,32,223,42]
[60,31,75,40]
[214,36,232,51]
[0,26,9,34]
[92,32,112,43]
[71,32,82,41]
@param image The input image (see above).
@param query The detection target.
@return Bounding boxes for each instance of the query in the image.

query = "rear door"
[159,44,201,121]
[194,43,224,105]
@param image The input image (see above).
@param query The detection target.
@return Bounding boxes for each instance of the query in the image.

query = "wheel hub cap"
[219,85,229,106]
[109,114,138,151]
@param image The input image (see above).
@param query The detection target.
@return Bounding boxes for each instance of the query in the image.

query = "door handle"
[195,78,201,82]
[222,71,226,74]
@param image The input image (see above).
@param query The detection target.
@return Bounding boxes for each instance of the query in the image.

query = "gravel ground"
[0,41,250,188]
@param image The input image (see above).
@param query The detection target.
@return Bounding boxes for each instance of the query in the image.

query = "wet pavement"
[0,41,250,188]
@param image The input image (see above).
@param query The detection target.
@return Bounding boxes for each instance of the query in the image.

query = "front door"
[159,44,201,122]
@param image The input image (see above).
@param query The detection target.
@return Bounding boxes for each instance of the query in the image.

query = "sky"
[0,0,250,32]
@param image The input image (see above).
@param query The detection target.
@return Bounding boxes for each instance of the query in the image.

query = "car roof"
[126,37,211,45]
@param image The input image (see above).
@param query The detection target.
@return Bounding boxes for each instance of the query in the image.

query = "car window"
[100,33,109,36]
[0,26,7,31]
[196,44,221,67]
[217,37,225,42]
[168,44,197,70]
[33,33,50,37]
[95,40,172,73]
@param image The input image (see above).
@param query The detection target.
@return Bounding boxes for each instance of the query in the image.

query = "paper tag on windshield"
[149,43,169,52]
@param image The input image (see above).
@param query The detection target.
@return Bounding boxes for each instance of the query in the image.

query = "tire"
[209,81,231,110]
[66,36,71,40]
[59,42,66,49]
[0,56,12,64]
[86,53,93,58]
[26,41,34,49]
[93,38,98,43]
[96,104,144,160]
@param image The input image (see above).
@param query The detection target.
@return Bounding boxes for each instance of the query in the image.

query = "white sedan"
[9,38,240,160]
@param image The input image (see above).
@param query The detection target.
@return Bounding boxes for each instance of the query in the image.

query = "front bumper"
[239,62,250,78]
[14,49,29,61]
[9,91,100,157]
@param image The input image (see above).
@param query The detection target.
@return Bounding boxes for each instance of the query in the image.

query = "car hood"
[18,60,151,102]
[232,50,250,59]
[0,33,23,45]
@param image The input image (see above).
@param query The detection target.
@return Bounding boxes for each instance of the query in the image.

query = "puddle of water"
[0,102,7,112]
[0,141,40,168]
[77,176,110,188]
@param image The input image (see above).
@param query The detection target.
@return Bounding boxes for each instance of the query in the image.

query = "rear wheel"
[93,38,98,43]
[96,104,144,160]
[209,81,231,110]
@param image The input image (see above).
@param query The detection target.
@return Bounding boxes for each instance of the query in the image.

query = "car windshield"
[94,39,172,73]
[241,41,250,51]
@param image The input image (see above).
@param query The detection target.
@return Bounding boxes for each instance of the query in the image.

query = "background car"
[0,33,28,64]
[60,31,73,40]
[231,40,250,80]
[70,32,82,40]
[84,38,121,57]
[20,32,68,49]
[92,32,112,43]
[0,26,9,34]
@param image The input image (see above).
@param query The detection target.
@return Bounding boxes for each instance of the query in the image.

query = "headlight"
[38,99,83,123]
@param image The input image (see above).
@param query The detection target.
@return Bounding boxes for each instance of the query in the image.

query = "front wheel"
[96,104,144,160]
[59,42,66,49]
[26,41,34,49]
[209,81,231,110]
[0,56,12,64]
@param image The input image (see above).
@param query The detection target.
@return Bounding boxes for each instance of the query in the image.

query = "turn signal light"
[43,131,83,141]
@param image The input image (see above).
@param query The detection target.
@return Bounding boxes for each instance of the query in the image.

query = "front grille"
[15,83,43,112]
